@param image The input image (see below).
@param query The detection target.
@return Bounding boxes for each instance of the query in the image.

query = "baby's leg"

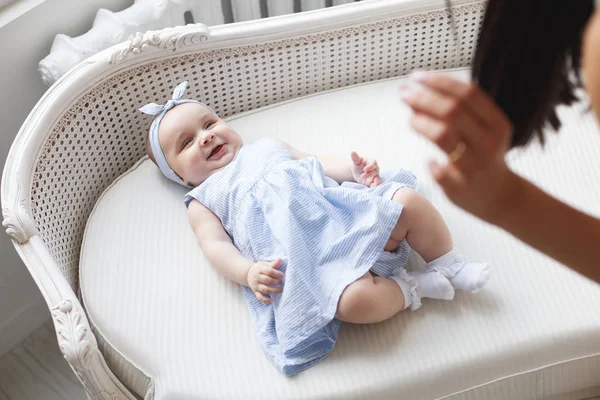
[336,271,405,324]
[388,187,490,293]
[386,187,453,261]
[336,269,453,322]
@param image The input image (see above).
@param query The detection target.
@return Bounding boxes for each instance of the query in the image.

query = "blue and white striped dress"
[184,138,417,376]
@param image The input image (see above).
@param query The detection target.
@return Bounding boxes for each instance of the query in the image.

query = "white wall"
[0,0,134,357]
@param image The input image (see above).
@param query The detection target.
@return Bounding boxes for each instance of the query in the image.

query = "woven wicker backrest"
[28,2,485,291]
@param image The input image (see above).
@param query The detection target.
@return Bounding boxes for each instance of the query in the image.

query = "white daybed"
[3,0,600,398]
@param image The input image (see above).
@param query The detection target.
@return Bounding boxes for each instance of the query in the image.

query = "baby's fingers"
[257,284,283,295]
[262,259,283,277]
[350,151,364,166]
[362,172,379,187]
[268,258,282,269]
[364,160,378,173]
[263,264,284,280]
[258,274,281,286]
[370,176,382,187]
[255,291,273,304]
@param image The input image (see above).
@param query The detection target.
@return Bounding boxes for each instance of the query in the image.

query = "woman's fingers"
[400,83,457,121]
[395,72,516,222]
[409,112,482,176]
[411,72,512,135]
[428,160,467,198]
[409,112,459,154]
[400,73,512,170]
[401,87,490,155]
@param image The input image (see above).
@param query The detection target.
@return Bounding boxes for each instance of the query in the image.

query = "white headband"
[139,81,217,188]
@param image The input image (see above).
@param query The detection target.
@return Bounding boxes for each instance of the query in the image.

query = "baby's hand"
[350,151,381,187]
[247,258,284,304]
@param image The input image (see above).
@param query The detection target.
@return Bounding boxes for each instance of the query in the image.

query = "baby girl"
[140,81,490,376]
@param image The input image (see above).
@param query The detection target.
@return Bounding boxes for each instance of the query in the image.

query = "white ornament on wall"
[38,0,196,86]
[37,0,352,86]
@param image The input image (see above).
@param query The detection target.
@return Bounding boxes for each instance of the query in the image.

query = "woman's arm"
[278,140,381,186]
[401,71,600,284]
[188,199,252,286]
[497,172,600,283]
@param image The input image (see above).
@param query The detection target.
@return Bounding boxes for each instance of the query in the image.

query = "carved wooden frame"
[2,0,484,397]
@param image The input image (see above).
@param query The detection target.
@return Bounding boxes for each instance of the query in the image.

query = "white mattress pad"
[80,68,600,399]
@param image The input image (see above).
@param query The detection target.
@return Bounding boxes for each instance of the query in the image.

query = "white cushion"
[80,68,600,399]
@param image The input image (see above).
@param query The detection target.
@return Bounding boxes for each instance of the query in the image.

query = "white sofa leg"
[50,299,139,399]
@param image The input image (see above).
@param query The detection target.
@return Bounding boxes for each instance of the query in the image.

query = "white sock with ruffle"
[410,270,455,300]
[425,250,491,293]
[390,268,454,311]
[392,275,414,310]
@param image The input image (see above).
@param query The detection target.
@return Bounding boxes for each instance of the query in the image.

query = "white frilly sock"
[410,270,455,301]
[425,250,491,293]
[390,268,455,311]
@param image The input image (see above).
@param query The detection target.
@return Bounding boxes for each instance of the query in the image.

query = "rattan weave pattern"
[30,3,484,291]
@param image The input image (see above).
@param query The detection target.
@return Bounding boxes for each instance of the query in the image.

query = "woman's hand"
[399,71,519,223]
[350,151,381,187]
[247,258,284,304]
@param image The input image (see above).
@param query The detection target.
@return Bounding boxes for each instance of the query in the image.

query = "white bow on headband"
[139,81,217,188]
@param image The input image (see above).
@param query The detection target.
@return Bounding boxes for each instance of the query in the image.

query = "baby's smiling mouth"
[208,144,224,160]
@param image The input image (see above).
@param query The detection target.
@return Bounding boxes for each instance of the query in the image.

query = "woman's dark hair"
[448,1,595,148]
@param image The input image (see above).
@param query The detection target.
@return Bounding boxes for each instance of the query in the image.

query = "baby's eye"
[181,139,192,150]
[205,121,215,129]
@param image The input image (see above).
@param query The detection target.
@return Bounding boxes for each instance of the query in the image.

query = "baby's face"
[158,103,243,187]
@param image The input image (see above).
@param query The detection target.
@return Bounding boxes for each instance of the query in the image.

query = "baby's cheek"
[186,157,205,179]
[184,160,198,178]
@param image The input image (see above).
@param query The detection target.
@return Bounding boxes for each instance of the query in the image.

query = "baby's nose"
[201,133,215,145]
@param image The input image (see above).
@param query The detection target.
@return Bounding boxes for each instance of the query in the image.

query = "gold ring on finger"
[448,141,467,163]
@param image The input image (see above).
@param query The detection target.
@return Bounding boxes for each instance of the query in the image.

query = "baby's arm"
[188,199,252,286]
[188,199,284,303]
[279,140,381,186]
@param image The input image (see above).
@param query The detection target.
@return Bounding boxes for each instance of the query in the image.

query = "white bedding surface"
[80,68,600,399]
